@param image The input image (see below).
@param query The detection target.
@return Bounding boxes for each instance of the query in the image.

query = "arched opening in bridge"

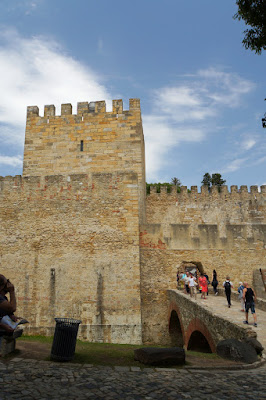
[169,310,184,347]
[187,330,212,353]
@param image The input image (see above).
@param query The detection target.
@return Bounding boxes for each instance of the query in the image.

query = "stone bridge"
[167,290,264,353]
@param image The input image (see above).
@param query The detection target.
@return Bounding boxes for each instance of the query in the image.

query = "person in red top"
[198,273,208,299]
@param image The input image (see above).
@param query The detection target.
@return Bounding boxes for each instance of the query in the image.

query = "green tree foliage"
[211,173,226,188]
[234,0,266,54]
[146,178,184,194]
[201,173,211,190]
[171,177,182,187]
[201,173,226,192]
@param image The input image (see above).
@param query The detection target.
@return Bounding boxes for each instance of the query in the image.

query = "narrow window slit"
[80,140,84,151]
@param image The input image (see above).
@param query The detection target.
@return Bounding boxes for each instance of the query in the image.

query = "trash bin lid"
[54,318,82,326]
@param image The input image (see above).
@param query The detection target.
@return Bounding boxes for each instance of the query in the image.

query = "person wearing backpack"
[223,276,233,308]
[243,282,257,327]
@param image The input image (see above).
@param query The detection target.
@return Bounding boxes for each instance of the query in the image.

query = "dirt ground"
[4,340,243,369]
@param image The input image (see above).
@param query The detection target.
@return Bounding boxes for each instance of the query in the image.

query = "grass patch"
[18,335,53,344]
[75,341,143,366]
[186,350,220,359]
[17,336,221,367]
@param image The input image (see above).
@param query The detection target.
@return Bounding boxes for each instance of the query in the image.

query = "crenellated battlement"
[0,172,139,200]
[27,98,141,119]
[148,185,266,196]
[146,184,266,226]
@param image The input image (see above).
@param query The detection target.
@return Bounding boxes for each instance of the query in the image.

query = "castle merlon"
[148,185,266,195]
[27,98,141,118]
[0,172,139,197]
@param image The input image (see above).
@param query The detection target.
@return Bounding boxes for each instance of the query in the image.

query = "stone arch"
[187,330,212,353]
[168,303,185,347]
[185,318,216,353]
[179,261,204,275]
[169,310,184,347]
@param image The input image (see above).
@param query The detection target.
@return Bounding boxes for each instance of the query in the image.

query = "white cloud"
[4,0,43,15]
[254,156,266,165]
[198,68,255,107]
[222,158,247,173]
[144,68,255,181]
[242,138,256,151]
[0,155,23,167]
[143,115,204,180]
[0,29,112,146]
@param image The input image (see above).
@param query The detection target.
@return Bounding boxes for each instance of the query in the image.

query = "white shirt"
[188,277,196,287]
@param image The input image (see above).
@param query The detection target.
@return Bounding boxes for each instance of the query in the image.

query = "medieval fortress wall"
[0,98,265,344]
[140,186,266,344]
[0,172,143,343]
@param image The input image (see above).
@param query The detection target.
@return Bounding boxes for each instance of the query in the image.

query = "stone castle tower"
[0,98,265,345]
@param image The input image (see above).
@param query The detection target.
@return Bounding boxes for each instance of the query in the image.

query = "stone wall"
[1,97,265,346]
[23,99,146,223]
[146,185,266,225]
[0,172,142,344]
[140,186,266,344]
[167,290,255,350]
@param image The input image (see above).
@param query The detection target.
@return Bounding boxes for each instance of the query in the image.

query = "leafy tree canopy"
[201,173,226,191]
[234,0,266,54]
[171,177,182,187]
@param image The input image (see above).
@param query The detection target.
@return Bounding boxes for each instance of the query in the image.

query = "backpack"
[224,281,231,291]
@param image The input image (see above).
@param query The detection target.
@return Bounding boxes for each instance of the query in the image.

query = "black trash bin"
[51,318,81,361]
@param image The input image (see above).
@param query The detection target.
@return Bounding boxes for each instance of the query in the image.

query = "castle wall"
[23,99,146,223]
[140,186,266,344]
[1,97,266,346]
[0,173,142,344]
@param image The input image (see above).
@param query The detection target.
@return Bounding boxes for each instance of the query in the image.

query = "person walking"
[203,273,210,296]
[188,273,197,300]
[212,269,218,295]
[237,282,245,312]
[183,271,190,295]
[243,282,257,327]
[223,276,233,308]
[176,270,180,289]
[199,273,208,299]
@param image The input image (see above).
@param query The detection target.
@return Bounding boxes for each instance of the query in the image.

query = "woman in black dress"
[212,269,218,295]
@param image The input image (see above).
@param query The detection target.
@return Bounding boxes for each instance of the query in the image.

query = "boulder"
[217,339,258,364]
[242,337,264,355]
[134,347,185,366]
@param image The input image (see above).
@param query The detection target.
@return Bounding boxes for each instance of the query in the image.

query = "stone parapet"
[26,98,141,119]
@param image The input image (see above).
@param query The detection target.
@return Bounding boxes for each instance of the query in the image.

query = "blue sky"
[0,0,265,188]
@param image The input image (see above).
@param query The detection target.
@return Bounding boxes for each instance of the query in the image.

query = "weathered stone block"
[216,339,258,364]
[134,347,185,366]
[242,337,264,355]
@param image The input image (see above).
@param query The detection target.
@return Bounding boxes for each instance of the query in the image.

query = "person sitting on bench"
[0,274,25,337]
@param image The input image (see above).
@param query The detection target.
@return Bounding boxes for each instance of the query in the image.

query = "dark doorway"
[187,330,212,353]
[169,310,184,347]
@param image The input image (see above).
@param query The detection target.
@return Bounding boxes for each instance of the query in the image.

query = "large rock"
[217,339,258,364]
[134,347,185,366]
[242,337,264,355]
